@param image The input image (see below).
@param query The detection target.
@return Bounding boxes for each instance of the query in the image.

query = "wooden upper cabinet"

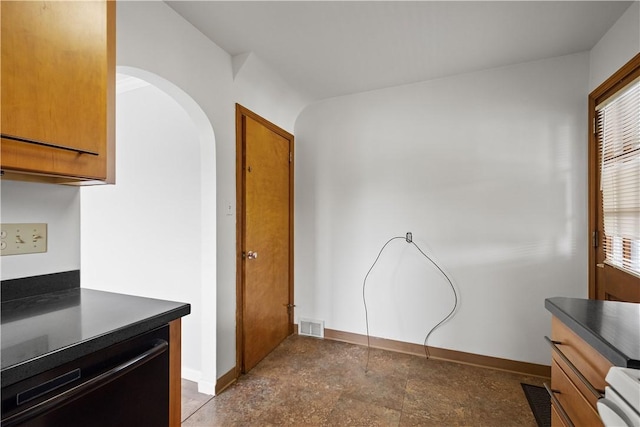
[1,0,115,184]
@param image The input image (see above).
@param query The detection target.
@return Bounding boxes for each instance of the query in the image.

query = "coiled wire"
[362,235,458,372]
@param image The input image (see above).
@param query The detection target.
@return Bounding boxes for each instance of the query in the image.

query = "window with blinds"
[596,77,640,275]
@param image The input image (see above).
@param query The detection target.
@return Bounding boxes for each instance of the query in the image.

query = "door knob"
[247,251,258,260]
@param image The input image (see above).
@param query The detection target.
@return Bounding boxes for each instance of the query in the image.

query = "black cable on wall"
[362,233,459,372]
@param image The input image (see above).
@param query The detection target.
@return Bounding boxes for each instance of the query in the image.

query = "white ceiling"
[166,1,633,101]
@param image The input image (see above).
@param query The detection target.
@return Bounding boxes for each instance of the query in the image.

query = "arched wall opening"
[80,66,217,394]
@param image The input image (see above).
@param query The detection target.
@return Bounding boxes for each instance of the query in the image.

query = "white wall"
[589,1,640,91]
[233,52,308,132]
[113,1,307,386]
[0,1,305,391]
[1,181,80,280]
[294,53,590,366]
[81,81,203,381]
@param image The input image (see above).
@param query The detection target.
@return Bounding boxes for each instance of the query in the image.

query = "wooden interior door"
[236,105,294,373]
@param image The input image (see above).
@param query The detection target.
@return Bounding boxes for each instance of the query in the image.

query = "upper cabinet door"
[1,1,115,183]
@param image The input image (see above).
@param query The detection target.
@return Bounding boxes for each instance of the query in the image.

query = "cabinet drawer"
[551,403,570,427]
[551,317,611,405]
[551,361,602,427]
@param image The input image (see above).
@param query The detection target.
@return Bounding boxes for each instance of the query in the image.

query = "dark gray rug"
[521,383,551,427]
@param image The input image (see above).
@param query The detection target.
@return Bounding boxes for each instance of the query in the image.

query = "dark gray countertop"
[545,297,639,369]
[1,278,190,387]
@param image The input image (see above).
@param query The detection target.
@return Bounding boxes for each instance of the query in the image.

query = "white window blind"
[596,78,640,275]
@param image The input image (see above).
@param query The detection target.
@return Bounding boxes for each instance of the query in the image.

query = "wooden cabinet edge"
[105,0,116,185]
[169,319,182,427]
[0,169,112,186]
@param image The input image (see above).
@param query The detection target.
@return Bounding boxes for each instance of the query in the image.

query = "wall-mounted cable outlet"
[1,223,47,256]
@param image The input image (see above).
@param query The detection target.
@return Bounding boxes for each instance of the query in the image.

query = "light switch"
[1,223,47,256]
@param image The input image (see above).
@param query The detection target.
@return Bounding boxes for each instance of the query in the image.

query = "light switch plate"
[1,223,47,256]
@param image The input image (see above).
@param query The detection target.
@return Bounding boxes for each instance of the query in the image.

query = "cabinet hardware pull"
[544,336,605,399]
[1,133,99,156]
[543,382,575,427]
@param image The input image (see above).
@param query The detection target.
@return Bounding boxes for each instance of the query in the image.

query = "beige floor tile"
[182,335,547,427]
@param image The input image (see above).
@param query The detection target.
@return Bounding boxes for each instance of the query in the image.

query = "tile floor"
[182,380,214,423]
[182,335,546,426]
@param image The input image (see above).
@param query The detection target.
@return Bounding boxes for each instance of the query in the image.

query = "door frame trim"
[235,104,295,376]
[588,53,640,301]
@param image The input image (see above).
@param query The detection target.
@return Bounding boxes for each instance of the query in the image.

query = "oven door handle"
[2,339,168,427]
[597,397,635,427]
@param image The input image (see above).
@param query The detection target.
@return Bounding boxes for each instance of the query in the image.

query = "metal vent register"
[299,319,324,338]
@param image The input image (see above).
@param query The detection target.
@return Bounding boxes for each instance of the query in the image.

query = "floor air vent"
[299,318,324,338]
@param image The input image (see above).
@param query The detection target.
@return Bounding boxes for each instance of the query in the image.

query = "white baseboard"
[197,380,215,396]
[181,367,215,396]
[181,367,201,383]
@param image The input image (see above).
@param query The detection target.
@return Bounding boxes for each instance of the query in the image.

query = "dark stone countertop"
[1,274,190,387]
[545,297,640,369]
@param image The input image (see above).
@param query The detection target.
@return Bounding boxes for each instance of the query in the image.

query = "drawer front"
[551,317,611,400]
[551,403,569,427]
[552,361,603,427]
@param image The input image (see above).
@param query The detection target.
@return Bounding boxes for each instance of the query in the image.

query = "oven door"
[598,388,640,427]
[598,367,640,427]
[1,325,169,427]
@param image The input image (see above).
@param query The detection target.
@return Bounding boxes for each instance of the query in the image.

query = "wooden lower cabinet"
[552,361,602,426]
[548,316,612,427]
[551,403,570,427]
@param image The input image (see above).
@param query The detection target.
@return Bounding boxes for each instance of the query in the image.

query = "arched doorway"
[80,67,217,395]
